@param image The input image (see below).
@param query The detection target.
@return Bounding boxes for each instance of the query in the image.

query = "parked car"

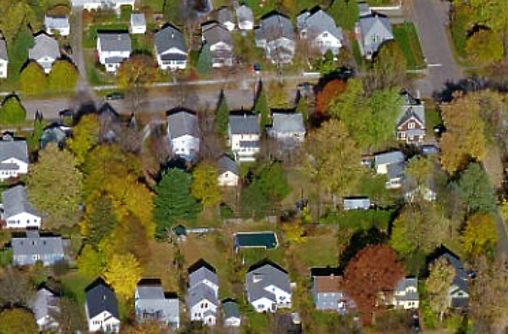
[106,92,124,100]
[422,144,439,155]
[253,63,261,74]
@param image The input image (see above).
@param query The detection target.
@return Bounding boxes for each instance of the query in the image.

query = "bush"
[0,249,13,267]
[220,203,233,220]
[52,259,70,276]
[0,95,27,125]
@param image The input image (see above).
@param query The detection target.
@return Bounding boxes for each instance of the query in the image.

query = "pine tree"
[84,196,118,247]
[196,43,212,74]
[254,86,270,132]
[153,169,200,238]
[214,91,229,135]
[27,111,44,151]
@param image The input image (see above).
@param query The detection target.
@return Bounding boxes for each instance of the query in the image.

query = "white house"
[0,38,9,78]
[236,4,254,30]
[355,4,394,59]
[201,22,234,67]
[255,13,296,64]
[228,115,261,162]
[70,0,135,10]
[222,300,241,327]
[246,262,292,313]
[135,279,180,329]
[44,15,70,36]
[31,287,60,331]
[268,112,306,147]
[187,261,219,326]
[96,32,132,72]
[154,25,187,70]
[0,134,29,181]
[166,108,200,159]
[85,279,120,333]
[29,33,60,73]
[130,13,146,34]
[392,276,419,309]
[1,186,41,229]
[217,155,239,187]
[297,8,343,55]
[217,7,235,31]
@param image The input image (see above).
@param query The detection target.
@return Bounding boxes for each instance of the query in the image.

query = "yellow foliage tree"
[68,114,100,165]
[282,221,306,245]
[461,213,498,256]
[104,253,142,298]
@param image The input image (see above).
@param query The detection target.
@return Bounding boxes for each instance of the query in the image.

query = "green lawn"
[292,233,338,274]
[61,273,94,306]
[393,22,426,69]
[141,0,165,12]
[424,107,442,138]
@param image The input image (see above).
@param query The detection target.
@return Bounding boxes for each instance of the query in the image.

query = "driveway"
[411,0,463,97]
[70,8,95,98]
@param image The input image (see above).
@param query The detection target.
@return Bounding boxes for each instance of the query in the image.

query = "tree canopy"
[0,308,38,334]
[49,60,79,92]
[372,40,407,88]
[104,253,142,298]
[327,0,360,31]
[457,162,496,216]
[196,43,212,74]
[20,62,47,95]
[67,114,100,165]
[316,79,347,115]
[461,213,498,256]
[465,30,504,66]
[116,54,159,89]
[214,91,229,135]
[191,162,221,208]
[0,95,26,125]
[426,257,456,322]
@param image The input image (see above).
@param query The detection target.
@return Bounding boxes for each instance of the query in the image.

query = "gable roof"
[31,287,59,323]
[256,12,295,42]
[222,300,240,319]
[0,136,28,163]
[97,32,132,52]
[2,185,39,219]
[397,90,425,129]
[374,151,404,166]
[246,262,290,302]
[313,274,343,294]
[85,279,119,319]
[187,283,218,307]
[12,231,64,257]
[271,113,305,134]
[394,276,418,301]
[437,251,469,294]
[189,261,218,287]
[136,279,165,300]
[135,279,179,324]
[29,33,60,61]
[229,115,260,135]
[297,9,343,41]
[217,6,234,23]
[166,109,199,139]
[155,25,186,55]
[236,4,254,24]
[235,232,278,249]
[217,155,238,176]
[0,39,7,60]
[130,13,146,27]
[359,13,393,41]
[202,22,233,46]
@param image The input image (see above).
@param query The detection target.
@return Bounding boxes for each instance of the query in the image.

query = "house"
[255,13,296,64]
[0,37,9,78]
[135,279,180,328]
[0,134,29,181]
[187,261,219,326]
[236,4,254,30]
[154,25,187,70]
[30,286,60,331]
[311,267,352,313]
[217,155,239,187]
[130,13,146,34]
[29,33,60,73]
[44,15,70,36]
[222,299,241,327]
[166,108,200,159]
[374,151,405,189]
[355,5,393,59]
[297,8,343,55]
[96,32,132,72]
[343,197,371,210]
[228,114,260,162]
[1,186,41,229]
[268,112,306,147]
[201,22,234,67]
[234,232,278,251]
[246,261,292,313]
[41,124,71,149]
[70,0,135,10]
[85,279,121,333]
[396,90,426,144]
[12,231,64,266]
[391,276,419,309]
[435,250,470,308]
[358,2,372,17]
[217,7,235,31]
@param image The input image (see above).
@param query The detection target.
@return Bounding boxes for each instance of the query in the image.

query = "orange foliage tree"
[315,80,347,116]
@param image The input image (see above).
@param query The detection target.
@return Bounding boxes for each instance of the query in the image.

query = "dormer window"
[408,122,415,129]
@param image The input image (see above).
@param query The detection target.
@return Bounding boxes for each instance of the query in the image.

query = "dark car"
[253,63,261,73]
[422,144,439,155]
[106,92,124,100]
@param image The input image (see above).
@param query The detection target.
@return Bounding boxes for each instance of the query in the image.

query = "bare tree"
[0,267,35,306]
[197,105,225,161]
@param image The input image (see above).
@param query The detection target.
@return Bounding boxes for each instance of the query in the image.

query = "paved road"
[412,0,463,97]
[70,8,94,97]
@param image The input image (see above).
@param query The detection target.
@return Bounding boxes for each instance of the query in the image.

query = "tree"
[405,156,434,185]
[469,0,508,34]
[440,94,486,174]
[117,54,159,89]
[48,60,79,92]
[191,162,221,208]
[0,95,26,125]
[0,308,38,334]
[315,79,347,115]
[104,253,142,298]
[314,49,338,75]
[457,163,496,216]
[461,213,498,256]
[327,0,360,31]
[77,245,104,277]
[153,169,200,238]
[343,244,405,323]
[372,41,407,88]
[257,162,290,203]
[0,2,35,43]
[121,321,169,334]
[426,257,456,322]
[83,196,118,246]
[254,84,271,131]
[466,30,504,66]
[241,181,270,219]
[27,111,44,151]
[196,43,212,74]
[0,267,35,306]
[214,91,229,135]
[67,114,100,165]
[27,144,83,228]
[50,298,87,334]
[6,26,34,83]
[20,62,47,95]
[268,81,290,109]
[282,221,306,245]
[295,95,308,126]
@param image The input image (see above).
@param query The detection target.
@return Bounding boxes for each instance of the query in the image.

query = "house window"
[400,132,406,138]
[408,122,415,129]
[323,32,328,37]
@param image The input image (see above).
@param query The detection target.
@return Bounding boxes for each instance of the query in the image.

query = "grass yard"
[291,231,338,275]
[141,0,165,12]
[142,240,179,293]
[61,273,94,306]
[393,22,426,69]
[424,107,442,138]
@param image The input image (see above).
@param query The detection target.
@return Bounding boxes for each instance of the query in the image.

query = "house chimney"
[416,89,421,99]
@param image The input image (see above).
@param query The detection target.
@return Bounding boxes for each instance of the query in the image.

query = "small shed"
[222,299,241,327]
[130,13,146,34]
[234,232,278,250]
[343,197,371,210]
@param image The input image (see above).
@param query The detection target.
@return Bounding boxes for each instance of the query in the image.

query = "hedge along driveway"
[393,22,426,69]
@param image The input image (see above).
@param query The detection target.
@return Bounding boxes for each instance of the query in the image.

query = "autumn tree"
[49,60,79,92]
[0,95,26,125]
[315,79,347,115]
[282,221,306,245]
[121,321,169,334]
[20,62,47,95]
[82,195,118,246]
[50,298,87,334]
[104,253,142,298]
[466,30,504,66]
[117,54,159,89]
[405,155,434,186]
[77,245,104,278]
[214,91,229,135]
[461,213,498,256]
[343,244,405,324]
[372,40,407,89]
[471,90,506,143]
[0,308,38,334]
[457,163,496,216]
[268,80,290,110]
[0,267,35,306]
[426,257,456,322]
[191,162,221,208]
[27,144,83,228]
[67,114,100,165]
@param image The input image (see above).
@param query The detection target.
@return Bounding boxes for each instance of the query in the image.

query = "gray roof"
[187,283,218,308]
[85,280,119,319]
[44,16,70,30]
[343,197,371,210]
[388,162,405,180]
[136,281,179,324]
[29,33,60,61]
[359,14,393,53]
[256,13,295,42]
[131,13,146,27]
[31,287,59,323]
[236,5,254,24]
[202,23,232,46]
[71,0,132,6]
[394,276,418,302]
[0,39,6,60]
[0,137,28,163]
[155,26,186,55]
[246,263,290,303]
[271,113,305,134]
[217,155,238,176]
[167,110,199,139]
[217,7,234,24]
[2,185,39,219]
[439,252,469,295]
[297,9,343,41]
[374,151,404,167]
[12,231,64,257]
[189,266,218,288]
[223,300,240,319]
[97,32,132,53]
[397,91,425,128]
[229,115,260,135]
[358,2,371,17]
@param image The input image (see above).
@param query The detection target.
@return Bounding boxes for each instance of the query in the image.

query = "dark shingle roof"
[217,6,234,24]
[97,32,132,53]
[222,300,240,319]
[85,279,119,319]
[271,113,305,134]
[297,9,343,41]
[202,23,232,46]
[155,25,186,55]
[29,33,60,61]
[235,232,278,249]
[229,115,260,135]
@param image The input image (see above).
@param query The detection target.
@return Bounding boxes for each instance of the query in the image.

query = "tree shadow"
[338,227,388,271]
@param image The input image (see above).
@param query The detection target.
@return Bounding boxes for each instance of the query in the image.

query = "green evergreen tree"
[327,0,360,31]
[214,91,229,135]
[458,163,496,216]
[20,62,47,95]
[196,44,212,74]
[49,60,79,92]
[254,85,270,132]
[27,111,44,151]
[314,50,337,75]
[0,95,27,125]
[295,95,308,127]
[86,196,118,246]
[7,26,34,83]
[241,181,269,220]
[153,169,200,238]
[258,162,290,203]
